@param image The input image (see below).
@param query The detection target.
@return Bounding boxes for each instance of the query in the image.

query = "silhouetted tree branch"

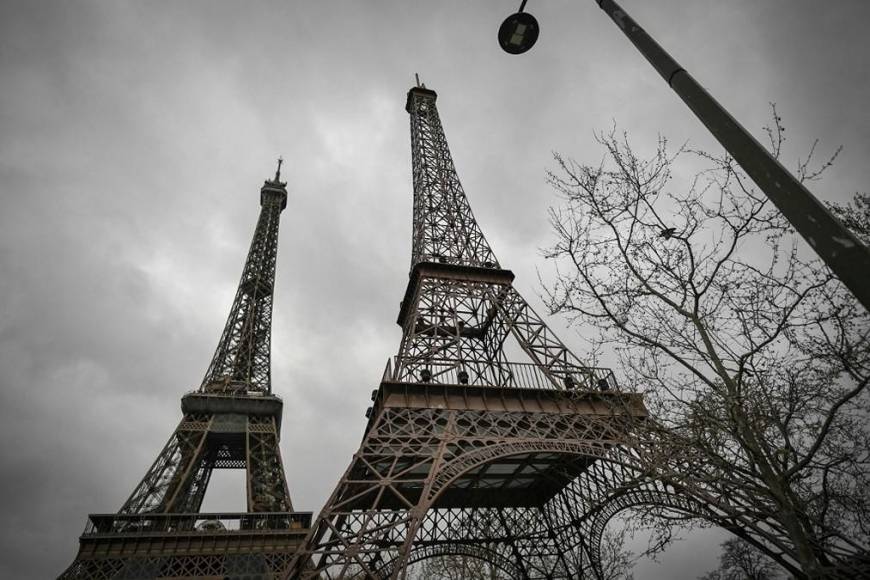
[699,538,783,580]
[827,193,869,246]
[542,113,869,579]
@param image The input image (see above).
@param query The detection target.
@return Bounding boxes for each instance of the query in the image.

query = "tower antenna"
[275,156,284,182]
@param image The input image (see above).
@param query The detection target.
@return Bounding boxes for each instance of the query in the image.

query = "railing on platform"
[382,357,618,392]
[83,511,311,537]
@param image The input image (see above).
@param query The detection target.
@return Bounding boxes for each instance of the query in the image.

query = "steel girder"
[119,413,213,514]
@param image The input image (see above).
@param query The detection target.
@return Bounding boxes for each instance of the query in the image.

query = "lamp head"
[498,11,539,54]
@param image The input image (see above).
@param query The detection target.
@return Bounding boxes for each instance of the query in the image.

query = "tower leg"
[119,414,212,515]
[247,415,293,513]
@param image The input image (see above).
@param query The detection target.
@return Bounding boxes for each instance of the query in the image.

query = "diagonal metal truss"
[60,163,311,580]
[287,84,658,579]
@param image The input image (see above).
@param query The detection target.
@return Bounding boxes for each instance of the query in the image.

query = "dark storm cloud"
[1,1,868,577]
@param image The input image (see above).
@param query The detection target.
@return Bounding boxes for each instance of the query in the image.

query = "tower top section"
[201,162,289,395]
[405,86,438,113]
[261,157,288,210]
[405,83,499,270]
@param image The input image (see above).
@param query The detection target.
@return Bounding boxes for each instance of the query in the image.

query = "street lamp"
[500,0,870,310]
[498,0,539,54]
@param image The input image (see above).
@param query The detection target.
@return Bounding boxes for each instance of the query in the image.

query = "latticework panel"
[382,543,523,579]
[59,558,126,580]
[394,273,616,393]
[59,551,295,580]
[248,415,293,513]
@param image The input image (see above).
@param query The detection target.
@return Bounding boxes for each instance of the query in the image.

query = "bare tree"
[541,113,869,579]
[699,538,783,580]
[827,193,869,246]
[597,525,636,580]
[405,526,635,580]
[409,552,504,580]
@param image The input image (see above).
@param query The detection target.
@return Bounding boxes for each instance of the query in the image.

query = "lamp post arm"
[595,0,870,311]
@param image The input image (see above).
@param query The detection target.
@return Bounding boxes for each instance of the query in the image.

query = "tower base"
[290,381,647,579]
[60,511,311,580]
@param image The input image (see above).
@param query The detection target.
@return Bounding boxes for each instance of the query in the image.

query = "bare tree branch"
[542,119,870,579]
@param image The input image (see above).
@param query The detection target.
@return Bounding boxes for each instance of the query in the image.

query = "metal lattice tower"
[200,162,285,395]
[288,85,657,580]
[61,162,312,580]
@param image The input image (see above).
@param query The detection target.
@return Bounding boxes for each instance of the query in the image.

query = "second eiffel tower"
[289,83,649,579]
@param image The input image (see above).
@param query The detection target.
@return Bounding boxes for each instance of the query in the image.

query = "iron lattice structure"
[60,164,312,580]
[287,86,664,580]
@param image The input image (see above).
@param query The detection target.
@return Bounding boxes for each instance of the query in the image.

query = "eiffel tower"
[61,161,312,580]
[288,84,652,579]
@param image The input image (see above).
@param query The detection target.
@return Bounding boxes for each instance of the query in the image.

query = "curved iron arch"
[583,485,713,579]
[395,440,746,580]
[581,484,808,580]
[376,542,523,579]
[428,439,620,501]
[414,441,640,579]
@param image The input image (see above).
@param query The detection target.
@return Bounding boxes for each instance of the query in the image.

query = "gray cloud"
[1,0,867,577]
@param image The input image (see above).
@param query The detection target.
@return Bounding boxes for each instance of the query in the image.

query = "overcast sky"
[1,1,868,578]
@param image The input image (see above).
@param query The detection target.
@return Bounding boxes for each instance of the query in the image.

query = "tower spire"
[274,156,284,183]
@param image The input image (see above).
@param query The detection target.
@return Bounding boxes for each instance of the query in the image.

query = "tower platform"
[62,512,311,579]
[383,381,642,509]
[343,380,648,512]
